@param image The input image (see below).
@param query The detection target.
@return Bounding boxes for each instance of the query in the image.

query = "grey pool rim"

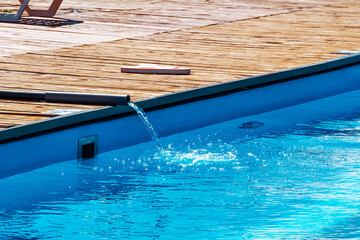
[1,53,360,144]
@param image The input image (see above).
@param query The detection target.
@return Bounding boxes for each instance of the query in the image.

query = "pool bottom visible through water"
[2,89,360,239]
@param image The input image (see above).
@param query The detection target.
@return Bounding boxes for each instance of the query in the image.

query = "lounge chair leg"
[18,0,63,17]
[0,0,30,22]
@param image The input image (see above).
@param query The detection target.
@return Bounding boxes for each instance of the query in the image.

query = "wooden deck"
[0,0,359,129]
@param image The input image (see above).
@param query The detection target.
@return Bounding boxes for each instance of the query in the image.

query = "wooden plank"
[0,0,338,57]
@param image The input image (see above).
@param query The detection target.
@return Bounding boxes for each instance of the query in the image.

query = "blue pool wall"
[1,59,360,178]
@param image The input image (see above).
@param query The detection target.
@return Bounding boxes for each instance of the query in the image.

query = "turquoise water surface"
[2,89,360,239]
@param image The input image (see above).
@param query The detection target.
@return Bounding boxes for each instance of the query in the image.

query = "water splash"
[128,101,163,151]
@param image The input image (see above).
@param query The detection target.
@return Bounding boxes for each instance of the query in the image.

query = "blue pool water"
[2,89,360,239]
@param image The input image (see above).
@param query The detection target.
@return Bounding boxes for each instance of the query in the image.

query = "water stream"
[128,101,163,151]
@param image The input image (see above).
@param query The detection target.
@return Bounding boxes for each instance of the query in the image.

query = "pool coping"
[1,53,360,144]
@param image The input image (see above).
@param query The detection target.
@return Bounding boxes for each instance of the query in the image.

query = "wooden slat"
[0,0,337,56]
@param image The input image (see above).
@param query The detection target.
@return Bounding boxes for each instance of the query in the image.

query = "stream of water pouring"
[128,102,163,151]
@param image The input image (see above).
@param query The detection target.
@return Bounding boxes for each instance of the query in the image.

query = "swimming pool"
[2,86,360,239]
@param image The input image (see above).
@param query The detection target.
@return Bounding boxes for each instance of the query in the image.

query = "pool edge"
[1,53,360,144]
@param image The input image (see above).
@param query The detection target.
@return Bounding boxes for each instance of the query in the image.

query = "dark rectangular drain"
[78,135,98,161]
